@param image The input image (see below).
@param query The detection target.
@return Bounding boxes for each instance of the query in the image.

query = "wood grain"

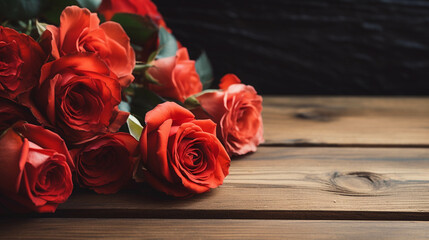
[157,0,429,95]
[262,96,429,146]
[1,219,428,240]
[1,96,427,239]
[49,147,429,220]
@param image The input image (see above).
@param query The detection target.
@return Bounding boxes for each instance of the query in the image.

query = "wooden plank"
[157,0,429,95]
[262,96,429,146]
[1,219,428,240]
[49,147,429,220]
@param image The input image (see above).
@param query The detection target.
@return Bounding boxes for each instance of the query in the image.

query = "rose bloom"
[194,74,264,156]
[136,102,230,197]
[0,26,45,100]
[98,0,169,30]
[24,53,129,144]
[147,48,202,102]
[0,97,37,132]
[0,122,73,213]
[71,133,139,194]
[41,6,135,87]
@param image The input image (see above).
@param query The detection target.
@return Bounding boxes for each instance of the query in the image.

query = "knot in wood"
[294,107,340,122]
[327,171,391,196]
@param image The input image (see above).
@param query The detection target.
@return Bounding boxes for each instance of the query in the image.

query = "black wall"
[156,0,429,95]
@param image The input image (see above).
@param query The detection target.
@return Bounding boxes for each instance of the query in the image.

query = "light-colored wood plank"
[54,147,429,219]
[0,219,428,240]
[262,97,429,146]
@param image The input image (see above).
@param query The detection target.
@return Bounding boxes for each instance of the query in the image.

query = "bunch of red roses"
[0,0,263,213]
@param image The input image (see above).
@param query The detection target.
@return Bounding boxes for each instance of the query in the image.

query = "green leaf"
[183,96,200,110]
[76,0,101,11]
[157,27,178,59]
[0,0,44,20]
[184,90,219,118]
[130,87,166,121]
[118,101,131,113]
[133,63,153,72]
[147,48,160,63]
[127,114,144,140]
[195,51,214,89]
[144,71,161,85]
[111,13,158,45]
[193,89,219,98]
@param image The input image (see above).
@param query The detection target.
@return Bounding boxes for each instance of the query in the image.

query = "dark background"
[156,0,429,95]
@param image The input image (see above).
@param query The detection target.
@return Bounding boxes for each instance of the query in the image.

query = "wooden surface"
[263,97,429,146]
[55,147,429,220]
[157,0,429,95]
[1,219,428,240]
[2,96,429,239]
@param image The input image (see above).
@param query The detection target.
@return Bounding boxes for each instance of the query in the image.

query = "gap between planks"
[261,143,429,148]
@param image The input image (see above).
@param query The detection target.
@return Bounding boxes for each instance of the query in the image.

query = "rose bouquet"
[0,0,264,213]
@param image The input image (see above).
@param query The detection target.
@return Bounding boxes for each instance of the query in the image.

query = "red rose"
[41,6,135,87]
[147,48,202,102]
[0,97,37,132]
[0,122,73,213]
[136,102,230,197]
[98,0,169,30]
[0,27,45,100]
[71,133,138,194]
[24,53,129,144]
[194,74,264,156]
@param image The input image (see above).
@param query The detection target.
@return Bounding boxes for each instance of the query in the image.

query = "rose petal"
[0,129,26,193]
[219,73,241,90]
[14,123,74,169]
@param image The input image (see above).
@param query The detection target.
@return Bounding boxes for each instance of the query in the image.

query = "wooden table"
[1,96,429,239]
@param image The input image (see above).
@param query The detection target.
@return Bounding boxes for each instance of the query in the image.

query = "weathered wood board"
[157,0,429,95]
[52,147,429,220]
[1,97,428,239]
[263,97,429,146]
[1,219,428,240]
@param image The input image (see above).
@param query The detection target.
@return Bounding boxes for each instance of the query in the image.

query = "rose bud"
[0,97,37,133]
[41,6,135,87]
[24,53,129,144]
[147,48,202,102]
[0,122,73,213]
[71,133,139,194]
[136,102,230,197]
[0,26,45,100]
[193,74,264,156]
[98,0,170,30]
